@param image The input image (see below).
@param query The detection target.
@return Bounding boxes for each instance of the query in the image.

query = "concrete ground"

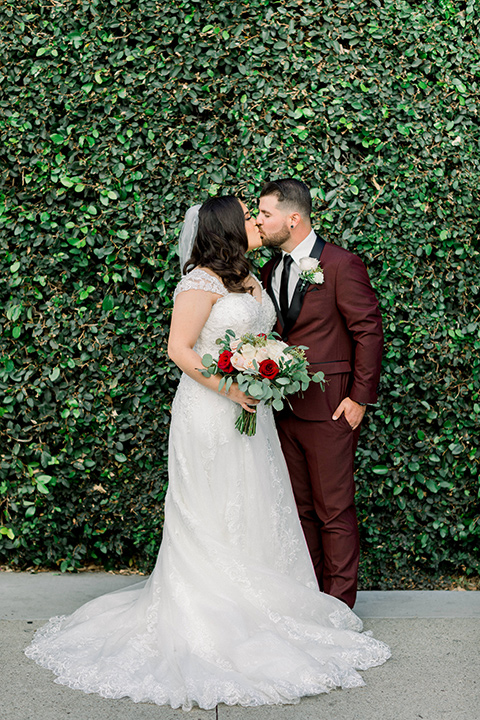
[1,572,479,720]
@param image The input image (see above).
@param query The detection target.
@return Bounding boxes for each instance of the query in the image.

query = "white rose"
[239,343,257,361]
[254,346,270,362]
[265,339,289,362]
[231,353,256,372]
[298,257,318,272]
[230,352,245,370]
[312,270,325,284]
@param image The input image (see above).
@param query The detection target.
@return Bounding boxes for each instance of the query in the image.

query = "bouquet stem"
[235,407,257,436]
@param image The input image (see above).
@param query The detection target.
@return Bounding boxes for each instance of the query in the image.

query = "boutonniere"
[298,257,324,288]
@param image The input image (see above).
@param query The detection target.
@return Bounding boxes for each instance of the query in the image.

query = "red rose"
[218,350,234,373]
[257,333,268,339]
[258,359,279,379]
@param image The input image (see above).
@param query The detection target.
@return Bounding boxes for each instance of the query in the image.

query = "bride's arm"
[167,289,258,412]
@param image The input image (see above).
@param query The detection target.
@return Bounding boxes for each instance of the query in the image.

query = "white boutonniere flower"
[298,257,324,288]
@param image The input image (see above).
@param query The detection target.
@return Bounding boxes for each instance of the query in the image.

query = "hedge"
[0,0,479,586]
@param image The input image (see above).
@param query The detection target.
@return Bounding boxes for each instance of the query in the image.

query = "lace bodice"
[174,268,277,356]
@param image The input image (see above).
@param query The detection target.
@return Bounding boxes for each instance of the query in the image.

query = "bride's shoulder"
[173,267,227,301]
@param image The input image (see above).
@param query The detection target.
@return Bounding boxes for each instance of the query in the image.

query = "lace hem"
[25,613,390,711]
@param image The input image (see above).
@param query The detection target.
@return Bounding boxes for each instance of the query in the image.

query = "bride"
[25,195,390,711]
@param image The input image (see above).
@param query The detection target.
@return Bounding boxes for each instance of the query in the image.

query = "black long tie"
[279,254,294,321]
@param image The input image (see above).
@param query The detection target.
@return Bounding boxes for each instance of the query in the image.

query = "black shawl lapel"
[282,234,326,338]
[265,254,284,324]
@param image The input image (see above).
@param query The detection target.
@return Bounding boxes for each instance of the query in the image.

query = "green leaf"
[248,382,265,398]
[49,367,60,381]
[129,266,141,279]
[115,453,127,463]
[372,466,389,475]
[0,527,15,540]
[50,134,64,144]
[36,475,52,484]
[102,295,115,312]
[7,305,22,322]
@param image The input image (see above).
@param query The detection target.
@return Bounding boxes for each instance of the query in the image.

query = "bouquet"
[199,330,325,435]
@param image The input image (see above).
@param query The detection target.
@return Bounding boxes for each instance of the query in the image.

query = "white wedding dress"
[25,269,390,710]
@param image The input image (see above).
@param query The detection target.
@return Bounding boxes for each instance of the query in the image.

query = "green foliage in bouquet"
[200,330,325,434]
[0,0,478,586]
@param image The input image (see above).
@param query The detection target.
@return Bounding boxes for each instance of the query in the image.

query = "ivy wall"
[0,0,478,586]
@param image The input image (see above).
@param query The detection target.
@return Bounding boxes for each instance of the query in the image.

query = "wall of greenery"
[1,0,478,586]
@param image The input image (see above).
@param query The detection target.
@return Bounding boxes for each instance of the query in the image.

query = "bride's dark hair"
[184,195,250,293]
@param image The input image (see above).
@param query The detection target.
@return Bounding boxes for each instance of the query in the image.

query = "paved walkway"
[1,572,479,720]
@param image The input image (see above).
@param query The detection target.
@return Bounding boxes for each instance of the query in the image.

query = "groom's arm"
[335,252,384,407]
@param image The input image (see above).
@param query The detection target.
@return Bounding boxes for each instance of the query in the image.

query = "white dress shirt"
[271,229,317,306]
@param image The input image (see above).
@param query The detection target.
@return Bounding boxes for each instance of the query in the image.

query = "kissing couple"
[26,179,389,711]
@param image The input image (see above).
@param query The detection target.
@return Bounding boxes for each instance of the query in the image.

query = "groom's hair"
[260,179,312,218]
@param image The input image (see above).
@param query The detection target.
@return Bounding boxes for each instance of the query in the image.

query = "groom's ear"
[289,212,301,229]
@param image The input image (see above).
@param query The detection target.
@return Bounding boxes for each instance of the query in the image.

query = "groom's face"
[256,194,291,248]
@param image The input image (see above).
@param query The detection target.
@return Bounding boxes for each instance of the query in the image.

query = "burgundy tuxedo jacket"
[261,236,383,421]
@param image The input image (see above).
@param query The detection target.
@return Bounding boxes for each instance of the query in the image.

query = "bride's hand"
[221,382,259,413]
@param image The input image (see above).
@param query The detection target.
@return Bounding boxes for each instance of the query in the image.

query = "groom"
[258,179,383,609]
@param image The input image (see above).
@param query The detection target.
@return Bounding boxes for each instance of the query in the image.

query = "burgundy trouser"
[276,410,361,609]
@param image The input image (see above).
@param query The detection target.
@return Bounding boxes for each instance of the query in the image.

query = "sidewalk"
[1,572,479,720]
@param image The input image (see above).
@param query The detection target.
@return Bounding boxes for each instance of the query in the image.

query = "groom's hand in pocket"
[332,397,366,430]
